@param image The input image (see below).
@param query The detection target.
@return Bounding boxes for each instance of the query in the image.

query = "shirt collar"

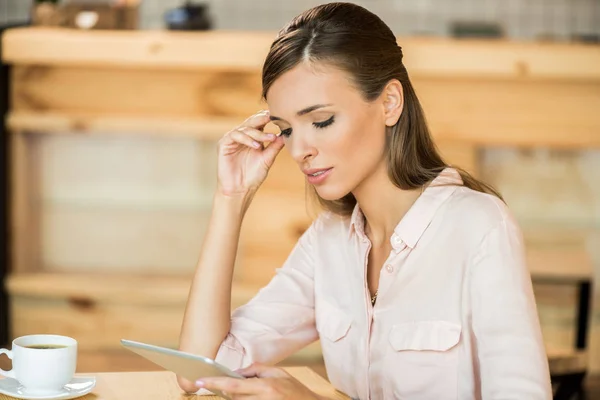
[349,167,462,249]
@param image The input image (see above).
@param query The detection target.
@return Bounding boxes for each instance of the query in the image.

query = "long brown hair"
[262,2,502,216]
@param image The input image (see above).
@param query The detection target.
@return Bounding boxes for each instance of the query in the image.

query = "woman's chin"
[313,184,351,202]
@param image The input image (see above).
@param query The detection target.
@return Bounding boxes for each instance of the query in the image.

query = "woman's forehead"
[266,63,359,118]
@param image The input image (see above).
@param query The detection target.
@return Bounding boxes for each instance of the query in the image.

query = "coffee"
[25,344,67,350]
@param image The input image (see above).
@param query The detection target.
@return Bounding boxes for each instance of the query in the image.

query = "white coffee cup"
[0,334,77,394]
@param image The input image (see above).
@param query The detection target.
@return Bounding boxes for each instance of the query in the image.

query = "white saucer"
[0,377,96,400]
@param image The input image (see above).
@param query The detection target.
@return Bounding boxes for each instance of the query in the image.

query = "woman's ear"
[382,80,404,127]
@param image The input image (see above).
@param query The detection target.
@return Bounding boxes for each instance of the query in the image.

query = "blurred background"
[2,0,600,39]
[0,1,599,399]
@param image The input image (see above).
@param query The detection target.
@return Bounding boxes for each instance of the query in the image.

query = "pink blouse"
[204,168,552,399]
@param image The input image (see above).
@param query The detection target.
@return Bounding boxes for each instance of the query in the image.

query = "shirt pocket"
[315,300,355,396]
[385,321,461,400]
[316,300,353,342]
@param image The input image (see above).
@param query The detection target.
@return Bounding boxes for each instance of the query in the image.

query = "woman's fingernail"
[196,380,205,387]
[267,133,276,139]
[253,141,261,148]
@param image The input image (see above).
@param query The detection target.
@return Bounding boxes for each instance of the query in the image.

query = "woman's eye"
[280,128,292,137]
[278,116,333,137]
[313,116,335,129]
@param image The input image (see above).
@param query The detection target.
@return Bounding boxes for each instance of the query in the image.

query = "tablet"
[120,339,244,399]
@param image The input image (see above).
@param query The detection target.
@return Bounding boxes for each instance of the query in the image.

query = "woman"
[178,3,552,399]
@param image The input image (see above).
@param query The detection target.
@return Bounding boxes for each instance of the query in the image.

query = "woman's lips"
[304,167,333,185]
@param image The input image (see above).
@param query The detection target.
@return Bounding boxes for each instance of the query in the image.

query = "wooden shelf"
[524,230,593,282]
[6,272,260,307]
[3,28,600,82]
[7,111,241,139]
[527,247,593,283]
[547,347,588,375]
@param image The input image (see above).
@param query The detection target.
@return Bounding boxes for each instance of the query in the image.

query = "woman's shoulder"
[445,185,519,235]
[302,210,352,240]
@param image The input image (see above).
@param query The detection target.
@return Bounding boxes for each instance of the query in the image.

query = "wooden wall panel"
[240,151,309,286]
[12,66,263,118]
[11,132,42,273]
[413,79,600,148]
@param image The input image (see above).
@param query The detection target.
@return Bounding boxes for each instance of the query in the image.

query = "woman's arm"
[177,192,252,392]
[177,111,286,392]
[470,217,553,399]
[179,216,320,394]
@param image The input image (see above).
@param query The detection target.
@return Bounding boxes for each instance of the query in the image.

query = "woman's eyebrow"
[270,103,333,121]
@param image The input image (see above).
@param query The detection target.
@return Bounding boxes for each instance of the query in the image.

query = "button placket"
[376,239,408,307]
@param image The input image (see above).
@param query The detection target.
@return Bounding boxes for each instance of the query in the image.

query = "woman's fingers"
[237,363,287,378]
[227,129,263,149]
[196,377,267,395]
[242,110,271,130]
[237,127,277,144]
[226,127,278,151]
[261,134,285,162]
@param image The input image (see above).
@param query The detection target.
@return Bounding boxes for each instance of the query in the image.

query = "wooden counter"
[1,27,598,372]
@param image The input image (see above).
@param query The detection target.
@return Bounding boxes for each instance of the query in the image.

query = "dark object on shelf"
[450,21,504,38]
[164,1,212,31]
[31,1,63,26]
[572,34,600,44]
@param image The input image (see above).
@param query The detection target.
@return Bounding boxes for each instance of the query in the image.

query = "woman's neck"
[352,162,422,247]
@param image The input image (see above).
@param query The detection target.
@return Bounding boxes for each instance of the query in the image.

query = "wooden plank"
[240,192,311,286]
[40,205,210,275]
[10,131,42,273]
[403,37,600,82]
[527,247,593,282]
[239,150,309,285]
[11,65,600,148]
[260,150,307,195]
[2,28,274,71]
[524,230,593,282]
[32,132,217,274]
[7,274,262,352]
[436,140,479,175]
[7,272,318,361]
[547,347,588,375]
[11,66,263,118]
[416,79,600,149]
[7,111,242,139]
[6,273,260,308]
[4,28,600,82]
[10,295,185,350]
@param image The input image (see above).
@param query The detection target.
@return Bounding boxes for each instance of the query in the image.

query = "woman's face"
[266,62,399,201]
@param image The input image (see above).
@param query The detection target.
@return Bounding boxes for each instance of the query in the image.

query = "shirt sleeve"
[211,219,319,372]
[470,217,553,399]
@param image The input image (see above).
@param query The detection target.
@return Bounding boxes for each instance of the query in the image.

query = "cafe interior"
[0,0,599,399]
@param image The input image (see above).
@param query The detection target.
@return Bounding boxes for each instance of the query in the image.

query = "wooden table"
[0,368,350,400]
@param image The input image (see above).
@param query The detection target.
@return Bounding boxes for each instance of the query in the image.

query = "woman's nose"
[289,134,317,163]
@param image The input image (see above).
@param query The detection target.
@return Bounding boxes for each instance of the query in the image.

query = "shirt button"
[391,234,402,245]
[385,264,394,273]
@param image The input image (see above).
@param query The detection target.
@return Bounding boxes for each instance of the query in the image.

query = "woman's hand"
[217,110,285,197]
[196,363,326,400]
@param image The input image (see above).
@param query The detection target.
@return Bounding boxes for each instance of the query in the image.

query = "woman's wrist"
[213,189,256,217]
